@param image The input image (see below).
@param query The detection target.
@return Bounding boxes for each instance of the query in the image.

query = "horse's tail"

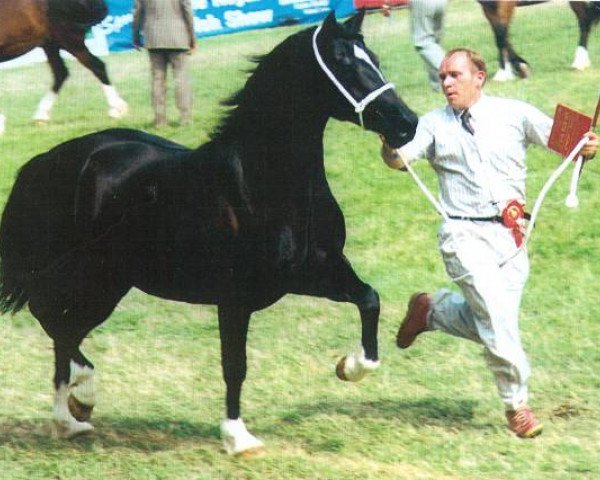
[0,168,33,315]
[47,0,109,29]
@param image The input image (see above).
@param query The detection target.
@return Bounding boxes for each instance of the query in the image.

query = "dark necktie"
[460,109,475,135]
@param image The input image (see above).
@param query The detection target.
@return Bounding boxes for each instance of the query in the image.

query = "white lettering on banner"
[224,9,274,29]
[303,7,329,14]
[213,0,261,8]
[293,0,329,10]
[195,15,224,33]
[278,0,327,6]
[98,14,133,36]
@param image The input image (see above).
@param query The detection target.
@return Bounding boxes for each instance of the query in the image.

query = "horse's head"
[314,11,418,148]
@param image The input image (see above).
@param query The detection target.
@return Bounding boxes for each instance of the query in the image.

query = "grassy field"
[1,1,600,478]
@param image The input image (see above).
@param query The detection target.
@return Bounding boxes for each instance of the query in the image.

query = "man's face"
[439,52,486,110]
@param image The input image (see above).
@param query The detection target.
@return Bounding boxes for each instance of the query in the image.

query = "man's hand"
[380,136,407,170]
[581,131,598,160]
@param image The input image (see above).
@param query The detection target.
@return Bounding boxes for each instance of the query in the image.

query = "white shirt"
[400,94,553,218]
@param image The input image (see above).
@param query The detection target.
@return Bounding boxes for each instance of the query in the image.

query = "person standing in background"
[410,0,447,92]
[133,0,196,127]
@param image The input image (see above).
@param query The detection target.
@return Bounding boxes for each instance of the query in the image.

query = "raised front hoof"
[336,355,366,382]
[68,395,94,422]
[109,101,129,119]
[220,418,265,457]
[52,419,94,440]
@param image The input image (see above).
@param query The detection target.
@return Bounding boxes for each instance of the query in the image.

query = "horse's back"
[0,0,48,59]
[0,128,191,311]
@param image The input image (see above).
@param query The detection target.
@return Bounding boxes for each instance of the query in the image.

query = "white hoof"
[492,67,515,82]
[52,418,94,439]
[571,46,591,71]
[0,114,5,136]
[336,348,380,382]
[220,418,265,456]
[108,99,128,119]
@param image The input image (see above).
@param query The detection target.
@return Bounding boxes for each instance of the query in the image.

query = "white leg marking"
[53,384,94,439]
[337,347,380,382]
[101,84,128,118]
[0,113,5,135]
[69,361,96,407]
[492,66,515,82]
[220,418,265,456]
[33,91,57,122]
[571,46,591,71]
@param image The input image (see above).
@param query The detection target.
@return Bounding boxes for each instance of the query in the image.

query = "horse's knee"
[357,286,380,313]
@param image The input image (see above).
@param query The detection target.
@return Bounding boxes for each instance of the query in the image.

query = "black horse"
[0,12,417,455]
[0,0,127,130]
[479,1,600,81]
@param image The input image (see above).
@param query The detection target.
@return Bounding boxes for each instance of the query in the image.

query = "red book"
[548,104,592,157]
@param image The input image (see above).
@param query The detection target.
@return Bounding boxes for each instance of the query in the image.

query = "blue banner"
[98,0,356,52]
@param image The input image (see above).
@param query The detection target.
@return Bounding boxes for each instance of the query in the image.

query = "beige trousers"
[429,220,531,411]
[148,49,192,125]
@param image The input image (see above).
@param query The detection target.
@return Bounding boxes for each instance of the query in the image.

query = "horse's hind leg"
[33,44,68,123]
[217,305,265,456]
[51,341,96,438]
[56,34,128,118]
[29,269,129,438]
[570,2,593,70]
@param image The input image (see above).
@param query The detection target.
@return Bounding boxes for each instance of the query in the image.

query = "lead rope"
[311,25,395,128]
[498,135,589,266]
[397,135,590,267]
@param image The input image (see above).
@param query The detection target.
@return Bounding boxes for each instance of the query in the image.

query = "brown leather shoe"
[506,406,543,438]
[396,292,430,349]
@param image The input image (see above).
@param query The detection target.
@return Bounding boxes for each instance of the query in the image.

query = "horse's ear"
[322,10,338,32]
[344,9,365,34]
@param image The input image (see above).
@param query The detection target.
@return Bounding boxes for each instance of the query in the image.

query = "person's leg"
[149,50,168,127]
[170,51,192,125]
[431,223,531,410]
[410,0,447,91]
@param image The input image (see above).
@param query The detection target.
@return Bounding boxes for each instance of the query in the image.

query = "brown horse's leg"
[481,1,531,81]
[53,30,128,118]
[569,1,596,70]
[32,44,68,123]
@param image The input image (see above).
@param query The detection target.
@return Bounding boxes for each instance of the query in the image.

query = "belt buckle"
[501,200,527,247]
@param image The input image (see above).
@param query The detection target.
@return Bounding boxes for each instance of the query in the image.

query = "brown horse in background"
[0,0,127,133]
[479,1,600,81]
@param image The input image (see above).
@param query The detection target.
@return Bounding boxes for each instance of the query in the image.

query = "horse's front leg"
[218,305,265,456]
[332,258,381,382]
[294,253,381,381]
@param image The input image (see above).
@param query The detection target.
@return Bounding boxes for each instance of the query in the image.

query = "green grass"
[1,1,600,478]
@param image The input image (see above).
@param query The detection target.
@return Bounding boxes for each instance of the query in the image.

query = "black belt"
[448,213,531,222]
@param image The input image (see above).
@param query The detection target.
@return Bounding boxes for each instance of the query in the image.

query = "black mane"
[210,27,315,142]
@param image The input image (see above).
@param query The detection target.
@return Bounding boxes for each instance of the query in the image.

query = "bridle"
[312,25,395,128]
